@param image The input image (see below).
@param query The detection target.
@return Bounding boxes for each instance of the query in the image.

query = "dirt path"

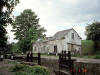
[0,59,15,75]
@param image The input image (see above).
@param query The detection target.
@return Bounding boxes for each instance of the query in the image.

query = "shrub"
[13,64,50,75]
[32,65,50,75]
[12,64,28,72]
[14,72,27,75]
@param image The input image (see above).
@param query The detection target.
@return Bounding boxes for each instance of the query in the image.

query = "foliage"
[18,37,32,53]
[0,0,19,54]
[31,65,50,75]
[11,43,19,53]
[12,64,50,75]
[82,40,94,55]
[86,21,100,41]
[6,43,19,54]
[12,64,28,72]
[85,21,100,52]
[12,9,46,41]
[12,9,46,53]
[14,72,27,75]
[6,43,12,53]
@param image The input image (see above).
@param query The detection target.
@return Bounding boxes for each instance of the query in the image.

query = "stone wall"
[41,58,59,75]
[74,62,100,75]
[41,58,100,75]
[41,58,59,69]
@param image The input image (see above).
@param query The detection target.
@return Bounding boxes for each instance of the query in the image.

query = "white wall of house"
[33,29,82,54]
[64,29,81,52]
[33,42,49,53]
[65,29,81,45]
[48,39,64,53]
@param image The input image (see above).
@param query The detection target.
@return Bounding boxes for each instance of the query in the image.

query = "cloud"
[7,0,100,43]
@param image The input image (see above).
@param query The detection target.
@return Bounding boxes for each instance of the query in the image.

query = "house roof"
[33,28,82,44]
[52,28,72,40]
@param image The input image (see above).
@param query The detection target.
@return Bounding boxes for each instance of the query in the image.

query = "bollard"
[26,53,30,62]
[30,53,33,62]
[0,55,4,61]
[11,55,14,60]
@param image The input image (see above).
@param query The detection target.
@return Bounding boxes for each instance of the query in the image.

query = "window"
[72,33,74,39]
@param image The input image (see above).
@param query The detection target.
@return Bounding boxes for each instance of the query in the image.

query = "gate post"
[68,51,75,75]
[38,53,41,65]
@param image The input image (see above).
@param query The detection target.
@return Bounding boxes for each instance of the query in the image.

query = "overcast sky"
[6,0,100,43]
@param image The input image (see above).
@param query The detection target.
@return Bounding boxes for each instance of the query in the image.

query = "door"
[54,45,57,53]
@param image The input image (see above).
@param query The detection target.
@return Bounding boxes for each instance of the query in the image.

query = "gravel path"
[0,59,15,75]
[42,56,100,63]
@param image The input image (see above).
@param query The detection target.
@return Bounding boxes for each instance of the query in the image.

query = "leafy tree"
[6,43,12,53]
[7,43,19,53]
[12,9,46,52]
[0,0,19,54]
[86,21,100,52]
[86,21,100,41]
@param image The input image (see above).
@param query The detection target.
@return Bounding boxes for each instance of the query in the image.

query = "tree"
[7,42,19,53]
[0,0,19,54]
[86,21,100,52]
[12,9,46,52]
[86,21,100,41]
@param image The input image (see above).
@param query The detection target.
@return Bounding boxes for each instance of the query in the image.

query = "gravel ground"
[42,56,100,63]
[0,59,15,75]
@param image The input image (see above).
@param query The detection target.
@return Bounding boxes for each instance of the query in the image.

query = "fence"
[20,53,41,65]
[59,51,76,75]
[6,53,41,65]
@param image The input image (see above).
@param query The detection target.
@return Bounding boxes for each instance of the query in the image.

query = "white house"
[33,28,82,54]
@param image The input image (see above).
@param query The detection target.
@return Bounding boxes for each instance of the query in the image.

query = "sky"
[6,0,100,43]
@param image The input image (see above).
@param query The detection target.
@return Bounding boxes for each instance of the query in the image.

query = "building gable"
[53,29,72,40]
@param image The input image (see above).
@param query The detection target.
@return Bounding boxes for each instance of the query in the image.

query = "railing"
[7,53,41,65]
[26,53,41,65]
[59,51,76,75]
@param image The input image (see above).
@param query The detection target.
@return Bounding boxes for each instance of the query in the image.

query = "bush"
[12,64,50,75]
[32,65,50,75]
[12,64,28,72]
[14,72,27,75]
